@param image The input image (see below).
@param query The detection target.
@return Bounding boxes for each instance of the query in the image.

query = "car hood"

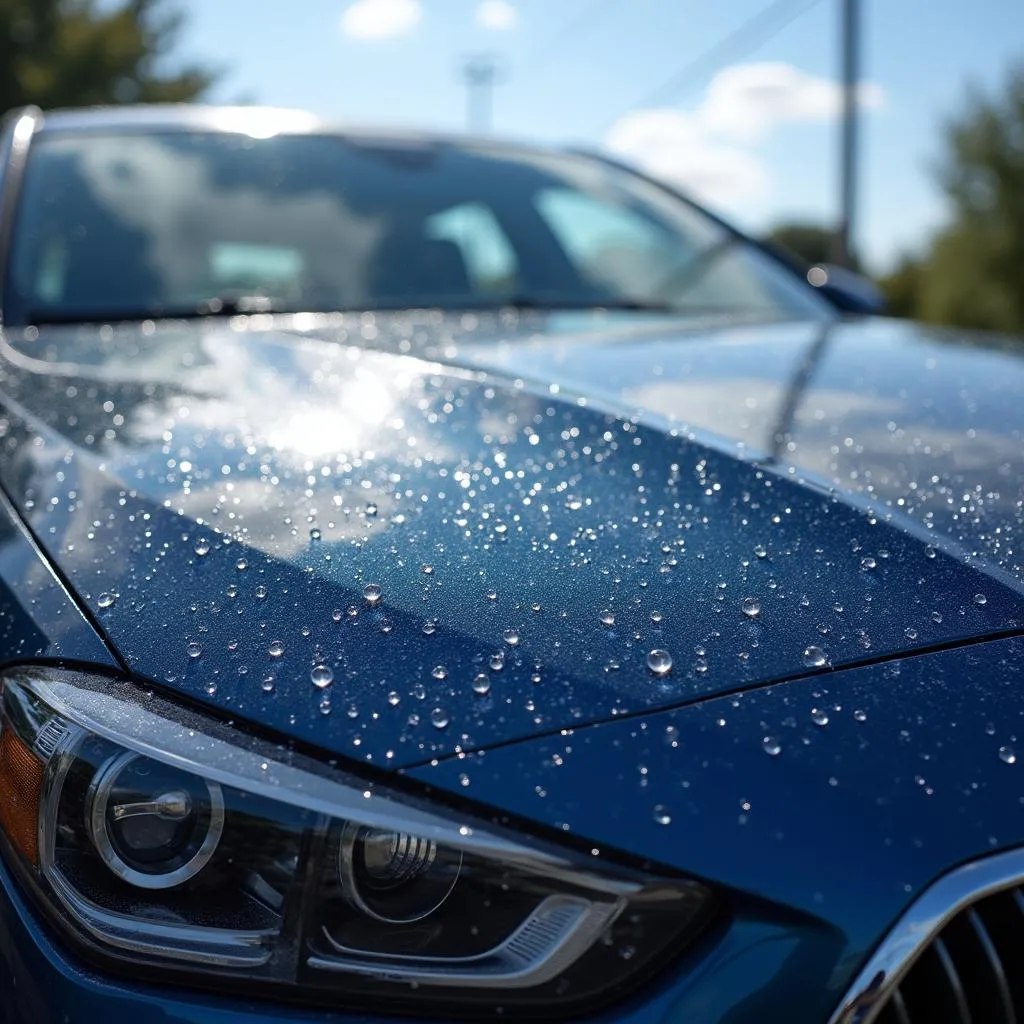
[0,312,1021,768]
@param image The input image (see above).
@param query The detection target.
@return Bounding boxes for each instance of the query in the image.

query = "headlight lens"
[0,667,711,1015]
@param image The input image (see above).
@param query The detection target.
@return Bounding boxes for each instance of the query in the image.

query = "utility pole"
[833,0,860,269]
[463,55,498,133]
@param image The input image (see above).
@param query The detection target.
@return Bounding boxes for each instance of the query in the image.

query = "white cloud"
[605,109,767,208]
[699,62,884,142]
[604,62,884,214]
[340,0,421,40]
[476,0,518,31]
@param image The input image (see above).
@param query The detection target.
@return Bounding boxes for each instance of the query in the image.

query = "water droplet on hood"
[811,708,829,726]
[974,593,988,606]
[254,585,267,600]
[430,707,450,729]
[650,610,663,624]
[309,527,322,541]
[186,642,203,659]
[268,640,284,658]
[999,745,1016,764]
[472,673,491,695]
[762,736,782,756]
[489,652,505,671]
[741,597,761,619]
[803,646,829,668]
[97,592,116,609]
[653,805,671,825]
[599,609,616,627]
[311,664,334,689]
[646,649,672,676]
[431,665,447,680]
[753,544,767,559]
[363,583,383,607]
[503,628,520,646]
[235,558,248,572]
[193,538,211,557]
[860,556,876,570]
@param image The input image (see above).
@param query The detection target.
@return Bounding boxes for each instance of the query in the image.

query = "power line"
[601,0,824,128]
[521,0,613,73]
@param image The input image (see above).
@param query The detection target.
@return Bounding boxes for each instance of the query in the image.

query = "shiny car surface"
[0,105,1022,1024]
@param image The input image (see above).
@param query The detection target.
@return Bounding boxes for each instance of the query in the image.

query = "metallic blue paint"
[0,317,1020,772]
[0,485,118,667]
[410,636,1024,1019]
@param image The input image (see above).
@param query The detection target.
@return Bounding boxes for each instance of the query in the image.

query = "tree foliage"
[880,64,1024,333]
[765,222,836,269]
[0,0,215,114]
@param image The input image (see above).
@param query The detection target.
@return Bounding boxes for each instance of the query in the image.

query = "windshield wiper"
[192,294,281,315]
[490,296,681,312]
[19,293,760,328]
[22,294,286,326]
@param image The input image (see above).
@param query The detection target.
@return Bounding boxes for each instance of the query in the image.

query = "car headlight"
[0,667,711,1016]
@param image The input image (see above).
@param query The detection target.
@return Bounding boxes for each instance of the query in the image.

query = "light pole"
[833,0,860,269]
[463,55,499,133]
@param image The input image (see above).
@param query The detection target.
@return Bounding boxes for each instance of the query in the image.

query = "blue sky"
[175,0,1024,272]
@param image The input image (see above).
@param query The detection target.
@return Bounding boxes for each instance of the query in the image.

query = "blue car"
[0,103,1021,1024]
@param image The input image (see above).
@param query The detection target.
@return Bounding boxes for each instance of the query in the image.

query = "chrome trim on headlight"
[85,750,226,890]
[828,845,1024,1024]
[312,893,622,989]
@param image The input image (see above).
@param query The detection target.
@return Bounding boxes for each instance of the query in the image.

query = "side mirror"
[806,263,886,315]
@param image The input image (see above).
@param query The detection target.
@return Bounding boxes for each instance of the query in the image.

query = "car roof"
[31,103,551,156]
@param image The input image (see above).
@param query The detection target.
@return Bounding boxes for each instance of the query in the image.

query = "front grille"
[874,886,1024,1024]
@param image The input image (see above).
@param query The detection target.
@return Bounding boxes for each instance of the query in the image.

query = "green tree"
[0,0,216,114]
[878,253,924,319]
[764,221,865,276]
[885,64,1024,332]
[765,222,835,268]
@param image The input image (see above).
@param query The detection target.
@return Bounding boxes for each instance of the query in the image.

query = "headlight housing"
[0,667,711,1017]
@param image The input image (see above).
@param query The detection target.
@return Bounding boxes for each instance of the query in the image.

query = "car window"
[536,186,697,301]
[3,130,829,325]
[424,202,519,295]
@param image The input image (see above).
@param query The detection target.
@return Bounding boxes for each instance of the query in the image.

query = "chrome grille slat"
[967,907,1016,1024]
[889,988,911,1024]
[933,936,972,1024]
[829,847,1024,1024]
[1013,887,1024,919]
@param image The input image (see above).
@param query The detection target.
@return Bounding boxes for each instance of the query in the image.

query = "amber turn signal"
[0,726,43,866]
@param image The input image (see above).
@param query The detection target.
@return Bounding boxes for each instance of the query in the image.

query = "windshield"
[4,129,826,325]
